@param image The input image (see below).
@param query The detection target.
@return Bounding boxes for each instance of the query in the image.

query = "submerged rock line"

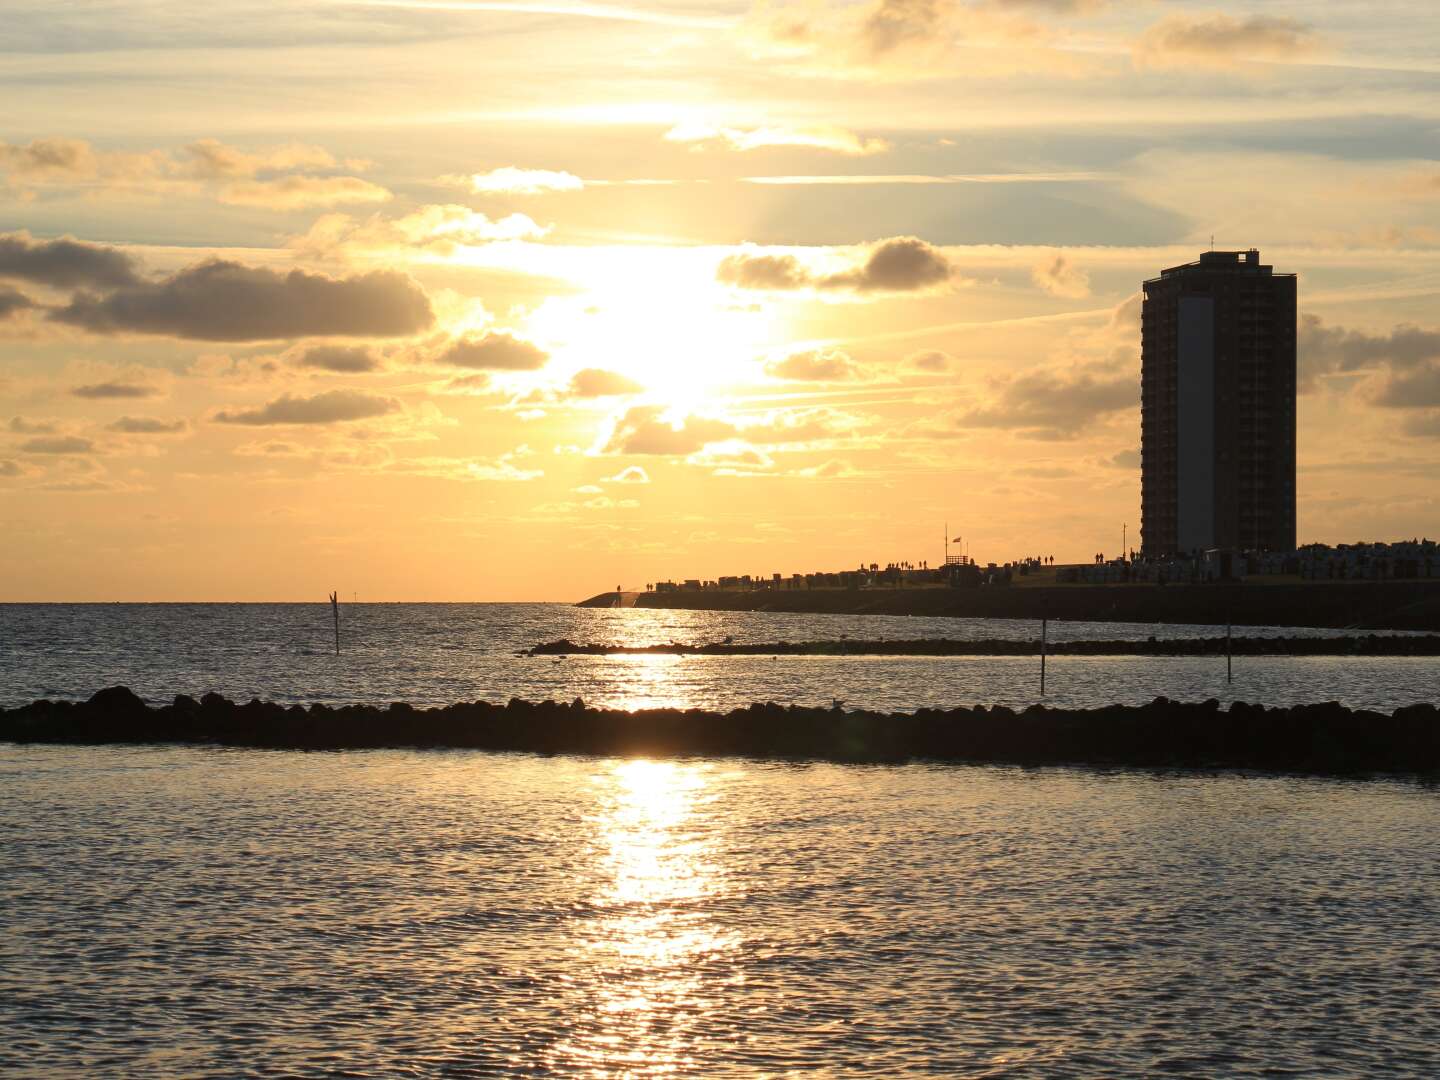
[527,634,1440,657]
[4,687,1439,776]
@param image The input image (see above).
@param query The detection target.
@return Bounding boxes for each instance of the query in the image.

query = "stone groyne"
[578,580,1440,632]
[4,687,1438,776]
[527,634,1440,657]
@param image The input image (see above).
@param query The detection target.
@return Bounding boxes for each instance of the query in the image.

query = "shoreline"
[5,687,1438,778]
[578,580,1440,632]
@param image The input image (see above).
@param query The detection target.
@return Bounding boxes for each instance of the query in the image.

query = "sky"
[2,0,1439,601]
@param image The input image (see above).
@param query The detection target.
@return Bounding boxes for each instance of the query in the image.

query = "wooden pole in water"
[330,591,340,656]
[1040,616,1047,696]
[1226,613,1232,684]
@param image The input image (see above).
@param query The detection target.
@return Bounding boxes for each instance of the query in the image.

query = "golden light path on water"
[553,757,740,1075]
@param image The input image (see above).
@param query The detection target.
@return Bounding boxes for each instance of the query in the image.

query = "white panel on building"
[1177,296,1215,552]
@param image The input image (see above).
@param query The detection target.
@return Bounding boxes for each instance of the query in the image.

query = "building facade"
[1141,249,1297,555]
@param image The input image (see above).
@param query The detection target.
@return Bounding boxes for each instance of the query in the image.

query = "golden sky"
[3,0,1440,600]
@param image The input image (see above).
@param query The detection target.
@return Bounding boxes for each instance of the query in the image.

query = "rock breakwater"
[4,687,1438,776]
[528,635,1440,657]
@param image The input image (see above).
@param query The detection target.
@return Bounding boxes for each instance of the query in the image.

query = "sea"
[3,603,1439,1076]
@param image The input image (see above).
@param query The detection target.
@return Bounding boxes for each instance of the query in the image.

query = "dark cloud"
[53,260,433,342]
[1137,14,1318,68]
[1402,412,1440,438]
[1375,364,1440,409]
[437,332,549,371]
[8,416,56,434]
[956,365,1134,439]
[71,381,160,399]
[989,0,1102,11]
[860,0,948,57]
[765,349,862,381]
[569,368,643,397]
[20,435,97,454]
[214,389,399,425]
[0,285,35,318]
[294,344,383,373]
[1103,447,1140,469]
[0,459,20,477]
[1299,315,1440,393]
[604,405,737,455]
[718,237,953,294]
[0,231,141,290]
[105,416,188,434]
[904,349,955,373]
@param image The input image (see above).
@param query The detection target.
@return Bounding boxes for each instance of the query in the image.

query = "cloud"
[291,204,546,259]
[0,231,141,289]
[217,175,391,210]
[1136,14,1320,69]
[718,236,955,295]
[688,440,775,475]
[182,138,338,179]
[105,416,188,434]
[903,349,955,373]
[20,435,97,454]
[1299,315,1440,392]
[603,465,650,484]
[71,380,160,399]
[791,458,860,479]
[9,416,56,434]
[953,363,1134,439]
[765,348,863,381]
[0,459,22,477]
[988,0,1102,10]
[0,285,35,318]
[569,368,644,397]
[664,122,887,156]
[53,260,433,341]
[0,136,379,207]
[1031,253,1090,298]
[214,389,400,426]
[438,373,494,395]
[1103,447,1140,469]
[604,405,738,455]
[436,332,549,371]
[859,0,951,58]
[391,447,543,482]
[1374,365,1440,409]
[294,345,383,373]
[453,167,584,194]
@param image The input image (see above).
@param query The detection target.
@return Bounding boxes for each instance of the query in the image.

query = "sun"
[524,246,785,411]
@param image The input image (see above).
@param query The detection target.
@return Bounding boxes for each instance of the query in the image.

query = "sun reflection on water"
[553,759,739,1076]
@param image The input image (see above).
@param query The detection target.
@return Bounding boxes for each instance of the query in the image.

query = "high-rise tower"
[1140,249,1296,555]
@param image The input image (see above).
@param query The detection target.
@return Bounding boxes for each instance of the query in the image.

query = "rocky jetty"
[527,634,1440,657]
[4,687,1439,776]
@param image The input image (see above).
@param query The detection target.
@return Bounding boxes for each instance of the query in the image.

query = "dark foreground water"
[2,603,1436,712]
[3,745,1439,1077]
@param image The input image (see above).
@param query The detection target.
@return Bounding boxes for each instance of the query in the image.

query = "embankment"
[578,580,1440,632]
[5,686,1438,776]
[527,634,1440,657]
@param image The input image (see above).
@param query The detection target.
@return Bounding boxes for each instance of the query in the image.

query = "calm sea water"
[1,602,1436,712]
[3,746,1438,1077]
[4,606,1439,1076]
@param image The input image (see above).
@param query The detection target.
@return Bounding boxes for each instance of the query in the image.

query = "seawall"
[578,581,1440,632]
[5,687,1438,777]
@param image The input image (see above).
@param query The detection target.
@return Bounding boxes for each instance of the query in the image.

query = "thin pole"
[330,591,340,656]
[1226,615,1232,684]
[1040,616,1047,696]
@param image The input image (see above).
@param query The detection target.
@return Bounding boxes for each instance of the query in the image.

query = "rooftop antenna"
[1210,234,1215,251]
